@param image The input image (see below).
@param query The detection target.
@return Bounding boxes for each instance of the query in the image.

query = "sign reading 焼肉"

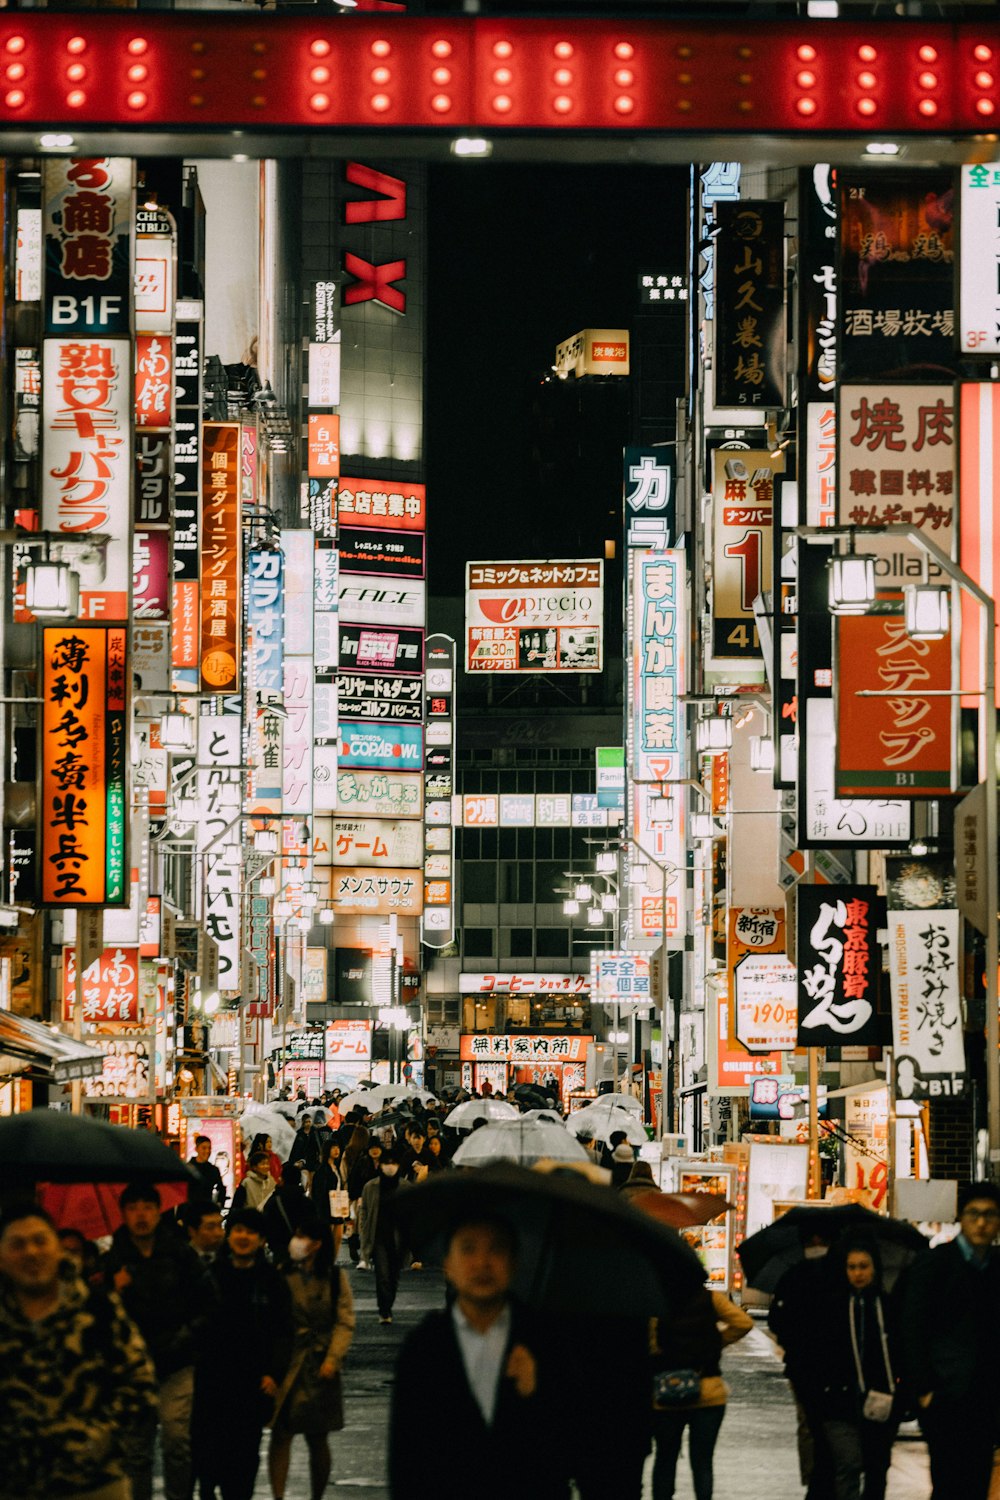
[466,560,603,673]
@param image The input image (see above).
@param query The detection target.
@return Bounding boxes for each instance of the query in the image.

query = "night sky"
[425,162,689,595]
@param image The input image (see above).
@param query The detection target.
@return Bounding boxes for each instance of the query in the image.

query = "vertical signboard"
[959,164,1000,355]
[839,171,957,380]
[247,546,285,816]
[422,634,455,950]
[710,449,782,663]
[172,305,202,672]
[959,382,1000,706]
[200,422,241,694]
[40,625,128,906]
[796,885,885,1047]
[43,157,133,335]
[624,446,674,550]
[836,384,955,547]
[713,200,786,409]
[888,908,965,1101]
[197,715,242,991]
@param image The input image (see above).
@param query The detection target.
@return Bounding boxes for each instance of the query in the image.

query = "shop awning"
[0,1011,107,1084]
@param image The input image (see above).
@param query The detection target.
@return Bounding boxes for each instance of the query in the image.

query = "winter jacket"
[99,1224,214,1379]
[196,1248,293,1404]
[289,1127,322,1173]
[651,1289,751,1409]
[900,1238,1000,1405]
[358,1174,402,1263]
[230,1170,277,1216]
[0,1273,157,1500]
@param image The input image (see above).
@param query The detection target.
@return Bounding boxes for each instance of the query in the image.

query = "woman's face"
[846,1251,875,1290]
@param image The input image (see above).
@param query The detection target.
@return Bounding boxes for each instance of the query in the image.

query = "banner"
[624,445,674,549]
[837,384,955,552]
[134,334,173,431]
[713,200,785,409]
[339,575,425,630]
[959,382,1000,707]
[43,157,132,335]
[338,477,426,532]
[839,170,956,379]
[40,625,128,906]
[200,422,241,693]
[338,721,423,772]
[63,945,140,1024]
[318,817,423,869]
[798,165,838,404]
[327,866,422,918]
[796,885,885,1046]
[710,449,782,662]
[888,909,964,1101]
[959,164,1000,355]
[339,527,425,578]
[734,954,798,1052]
[590,952,651,1005]
[132,528,170,620]
[337,672,422,723]
[335,767,423,820]
[338,624,423,676]
[466,560,602,674]
[422,634,455,949]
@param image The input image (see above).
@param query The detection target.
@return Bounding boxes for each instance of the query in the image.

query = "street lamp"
[828,552,877,614]
[694,714,732,755]
[904,583,950,641]
[595,849,617,874]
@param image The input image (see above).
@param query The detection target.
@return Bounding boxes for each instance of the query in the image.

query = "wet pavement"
[157,1264,932,1499]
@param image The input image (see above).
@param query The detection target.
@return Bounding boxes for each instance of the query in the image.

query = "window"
[536,927,569,958]
[536,861,566,903]
[507,927,533,958]
[462,863,497,902]
[500,861,533,902]
[463,928,495,958]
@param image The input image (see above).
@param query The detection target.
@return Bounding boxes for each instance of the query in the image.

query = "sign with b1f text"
[888,909,965,1101]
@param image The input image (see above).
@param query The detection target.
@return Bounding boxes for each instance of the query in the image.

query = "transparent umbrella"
[452,1119,590,1167]
[238,1105,295,1160]
[444,1098,520,1131]
[522,1108,565,1125]
[340,1084,436,1114]
[567,1101,647,1146]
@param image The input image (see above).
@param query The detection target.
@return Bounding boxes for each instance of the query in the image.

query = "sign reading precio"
[465,560,603,673]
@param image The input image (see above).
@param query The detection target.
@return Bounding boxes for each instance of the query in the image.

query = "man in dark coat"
[388,1215,569,1500]
[100,1184,215,1500]
[191,1208,292,1500]
[187,1135,227,1209]
[901,1181,1000,1499]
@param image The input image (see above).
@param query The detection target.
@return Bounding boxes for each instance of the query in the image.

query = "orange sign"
[171,579,199,670]
[63,945,140,1024]
[40,626,128,906]
[134,334,173,430]
[200,423,241,693]
[308,414,340,478]
[836,607,953,797]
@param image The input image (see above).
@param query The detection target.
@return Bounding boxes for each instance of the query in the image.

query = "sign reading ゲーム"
[466,560,603,674]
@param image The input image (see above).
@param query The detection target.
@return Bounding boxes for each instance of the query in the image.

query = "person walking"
[262,1164,310,1267]
[901,1181,1000,1499]
[0,1203,158,1500]
[649,1284,752,1500]
[769,1229,837,1500]
[289,1114,323,1191]
[311,1137,351,1229]
[192,1208,292,1500]
[268,1212,355,1500]
[186,1202,225,1267]
[357,1148,405,1322]
[804,1237,901,1500]
[389,1214,570,1500]
[343,1128,374,1265]
[245,1132,283,1185]
[231,1150,278,1215]
[188,1135,227,1209]
[99,1184,214,1500]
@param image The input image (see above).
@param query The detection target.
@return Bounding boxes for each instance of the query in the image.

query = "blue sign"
[338,721,423,771]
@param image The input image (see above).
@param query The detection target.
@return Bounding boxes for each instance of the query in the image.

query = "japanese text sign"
[327,866,422,918]
[44,157,133,336]
[40,626,128,907]
[308,414,340,478]
[338,477,426,532]
[134,334,173,431]
[734,954,798,1052]
[796,885,885,1047]
[960,164,1000,355]
[590,952,651,1005]
[335,768,423,820]
[888,909,965,1101]
[633,550,685,778]
[837,384,955,550]
[713,200,786,408]
[466,560,603,674]
[63,945,139,1024]
[200,422,241,693]
[710,449,781,662]
[460,1034,592,1063]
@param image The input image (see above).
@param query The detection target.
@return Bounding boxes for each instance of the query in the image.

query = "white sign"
[197,715,242,991]
[590,952,651,1004]
[960,164,1000,355]
[340,575,426,629]
[888,908,966,1100]
[465,560,603,674]
[734,954,799,1052]
[801,699,912,847]
[309,337,342,407]
[317,816,423,869]
[458,973,590,995]
[325,1018,372,1061]
[134,233,175,334]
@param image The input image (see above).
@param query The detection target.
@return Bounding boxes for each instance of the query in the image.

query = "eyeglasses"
[961,1208,1000,1222]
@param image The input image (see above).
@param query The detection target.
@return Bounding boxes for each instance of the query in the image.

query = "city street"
[156,1266,933,1500]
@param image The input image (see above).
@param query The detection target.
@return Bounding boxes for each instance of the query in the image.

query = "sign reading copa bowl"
[338,721,423,771]
[465,560,603,673]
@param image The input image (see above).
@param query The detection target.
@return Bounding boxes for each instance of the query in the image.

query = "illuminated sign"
[200,422,241,693]
[339,478,426,532]
[466,560,603,674]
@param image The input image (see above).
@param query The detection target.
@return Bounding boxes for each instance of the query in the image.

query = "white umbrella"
[340,1083,436,1114]
[599,1092,643,1114]
[452,1119,590,1168]
[445,1098,520,1131]
[568,1101,647,1146]
[238,1105,296,1159]
[522,1108,565,1126]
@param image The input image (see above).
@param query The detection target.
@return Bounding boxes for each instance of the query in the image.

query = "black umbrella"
[737,1203,928,1294]
[511,1083,552,1108]
[391,1161,705,1316]
[0,1110,196,1189]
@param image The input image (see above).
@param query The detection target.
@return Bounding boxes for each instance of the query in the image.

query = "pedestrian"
[618,1160,658,1203]
[232,1150,278,1215]
[769,1229,837,1500]
[289,1113,323,1190]
[246,1132,283,1184]
[57,1225,102,1285]
[609,1131,637,1187]
[425,1132,449,1172]
[268,1212,355,1500]
[263,1164,311,1267]
[192,1208,292,1500]
[188,1134,227,1208]
[357,1148,405,1320]
[398,1121,428,1176]
[0,1203,158,1500]
[807,1236,900,1500]
[99,1183,214,1500]
[388,1214,569,1500]
[186,1202,225,1266]
[311,1137,351,1227]
[344,1129,376,1265]
[901,1180,1000,1499]
[649,1283,752,1500]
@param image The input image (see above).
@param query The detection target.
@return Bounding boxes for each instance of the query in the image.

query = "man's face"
[443,1223,514,1307]
[227,1224,263,1261]
[191,1213,224,1254]
[0,1216,62,1297]
[846,1251,875,1290]
[122,1198,161,1239]
[195,1141,211,1162]
[252,1158,271,1179]
[407,1130,425,1153]
[961,1197,1000,1249]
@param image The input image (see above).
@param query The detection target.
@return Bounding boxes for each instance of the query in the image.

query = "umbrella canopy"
[452,1119,590,1168]
[633,1190,733,1230]
[392,1161,705,1316]
[522,1108,565,1126]
[510,1083,556,1108]
[238,1105,295,1160]
[39,1180,190,1240]
[445,1098,520,1131]
[0,1110,195,1189]
[737,1203,928,1294]
[568,1102,647,1146]
[595,1092,643,1115]
[340,1084,435,1114]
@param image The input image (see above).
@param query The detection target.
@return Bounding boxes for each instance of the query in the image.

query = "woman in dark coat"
[807,1235,901,1500]
[311,1137,350,1227]
[268,1212,355,1500]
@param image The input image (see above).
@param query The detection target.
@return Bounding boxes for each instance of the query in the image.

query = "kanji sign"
[466,560,603,673]
[325,1018,372,1062]
[134,334,173,430]
[308,414,340,478]
[335,768,423,820]
[633,550,686,777]
[796,885,885,1047]
[959,163,1000,355]
[460,1034,592,1063]
[40,626,128,907]
[63,945,139,1024]
[44,157,133,335]
[199,422,241,693]
[837,384,955,549]
[320,817,423,870]
[710,449,782,662]
[590,952,651,1005]
[888,909,965,1101]
[734,954,798,1053]
[713,200,785,408]
[459,973,589,995]
[338,477,426,532]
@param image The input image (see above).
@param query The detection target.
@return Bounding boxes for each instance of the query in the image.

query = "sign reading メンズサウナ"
[466,560,603,673]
